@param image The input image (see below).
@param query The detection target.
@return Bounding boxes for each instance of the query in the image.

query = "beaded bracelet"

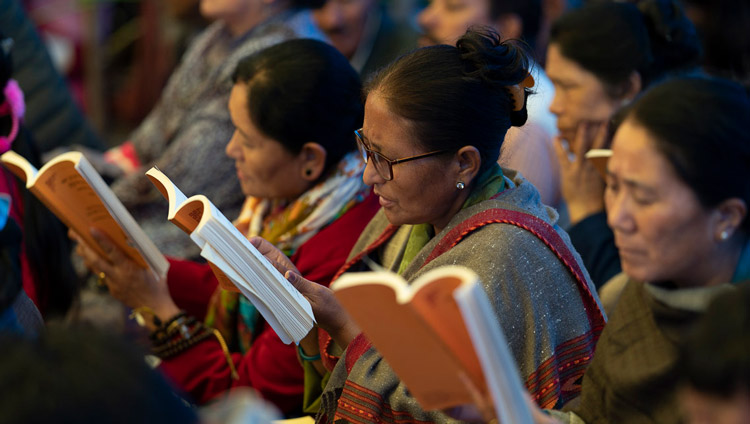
[149,312,239,380]
[297,344,322,361]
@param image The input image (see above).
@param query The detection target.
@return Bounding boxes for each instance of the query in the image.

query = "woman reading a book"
[71,39,379,415]
[534,77,750,423]
[253,28,606,422]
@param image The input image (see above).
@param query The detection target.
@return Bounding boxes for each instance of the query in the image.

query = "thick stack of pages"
[146,167,314,345]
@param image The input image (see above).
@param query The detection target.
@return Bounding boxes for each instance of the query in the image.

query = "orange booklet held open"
[331,266,533,422]
[1,150,168,279]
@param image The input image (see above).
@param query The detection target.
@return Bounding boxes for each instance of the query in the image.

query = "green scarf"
[397,164,505,274]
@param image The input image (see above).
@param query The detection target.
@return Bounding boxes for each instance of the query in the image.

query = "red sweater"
[160,193,379,413]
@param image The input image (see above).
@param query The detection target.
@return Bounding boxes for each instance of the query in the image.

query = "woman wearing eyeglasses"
[253,28,605,422]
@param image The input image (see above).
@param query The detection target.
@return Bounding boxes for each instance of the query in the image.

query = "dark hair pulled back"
[625,76,750,232]
[232,39,362,175]
[550,0,700,97]
[365,28,532,174]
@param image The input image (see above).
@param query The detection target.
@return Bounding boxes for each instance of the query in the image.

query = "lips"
[616,245,647,261]
[374,191,395,208]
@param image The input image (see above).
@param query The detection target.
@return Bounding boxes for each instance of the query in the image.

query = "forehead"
[546,44,598,83]
[432,0,491,16]
[363,92,420,150]
[609,120,675,181]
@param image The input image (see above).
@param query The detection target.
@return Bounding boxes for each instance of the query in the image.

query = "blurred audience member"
[681,0,750,88]
[0,325,199,424]
[680,284,750,424]
[0,0,103,153]
[93,0,326,259]
[312,0,419,78]
[0,32,80,319]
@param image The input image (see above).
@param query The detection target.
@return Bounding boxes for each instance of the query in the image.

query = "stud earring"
[456,181,465,190]
[305,169,312,177]
[720,230,730,240]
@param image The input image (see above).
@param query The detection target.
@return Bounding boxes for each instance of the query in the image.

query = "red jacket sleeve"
[158,192,380,413]
[166,257,218,321]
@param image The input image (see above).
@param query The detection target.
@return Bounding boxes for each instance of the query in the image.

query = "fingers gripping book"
[0,150,168,279]
[331,266,534,423]
[145,167,314,345]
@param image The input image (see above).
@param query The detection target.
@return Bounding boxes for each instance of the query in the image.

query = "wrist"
[130,302,181,332]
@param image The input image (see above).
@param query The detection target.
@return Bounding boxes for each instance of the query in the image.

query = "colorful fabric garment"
[206,152,370,353]
[317,169,605,423]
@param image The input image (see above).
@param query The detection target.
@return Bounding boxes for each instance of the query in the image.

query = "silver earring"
[720,230,730,240]
[456,181,465,190]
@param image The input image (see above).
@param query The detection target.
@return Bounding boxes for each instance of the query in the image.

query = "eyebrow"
[235,126,252,141]
[361,131,383,152]
[607,170,657,194]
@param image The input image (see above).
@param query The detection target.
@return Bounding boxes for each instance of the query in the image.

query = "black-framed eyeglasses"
[354,128,450,181]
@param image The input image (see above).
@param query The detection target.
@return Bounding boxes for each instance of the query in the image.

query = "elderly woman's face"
[546,43,621,146]
[605,119,717,285]
[225,83,308,200]
[361,92,466,232]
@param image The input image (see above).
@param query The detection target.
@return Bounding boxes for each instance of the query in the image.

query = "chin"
[621,263,658,283]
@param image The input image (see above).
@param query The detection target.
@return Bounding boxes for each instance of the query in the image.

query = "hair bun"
[456,27,532,126]
[457,28,530,86]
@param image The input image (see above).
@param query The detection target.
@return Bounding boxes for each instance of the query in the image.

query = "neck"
[431,188,472,235]
[225,0,290,38]
[675,235,747,288]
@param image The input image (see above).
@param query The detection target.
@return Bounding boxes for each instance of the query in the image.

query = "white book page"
[200,243,295,344]
[454,282,534,424]
[191,198,314,344]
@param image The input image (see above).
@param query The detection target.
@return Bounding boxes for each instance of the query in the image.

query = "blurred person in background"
[681,0,750,88]
[78,0,326,260]
[0,325,199,424]
[680,284,750,424]
[0,0,103,154]
[312,0,419,78]
[0,33,80,320]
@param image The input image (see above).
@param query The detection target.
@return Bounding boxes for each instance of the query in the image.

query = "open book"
[1,150,168,279]
[145,167,314,345]
[331,266,533,422]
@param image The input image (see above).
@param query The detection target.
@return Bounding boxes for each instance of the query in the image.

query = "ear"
[494,13,523,40]
[712,198,747,242]
[455,146,482,187]
[298,142,328,182]
[623,71,642,102]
